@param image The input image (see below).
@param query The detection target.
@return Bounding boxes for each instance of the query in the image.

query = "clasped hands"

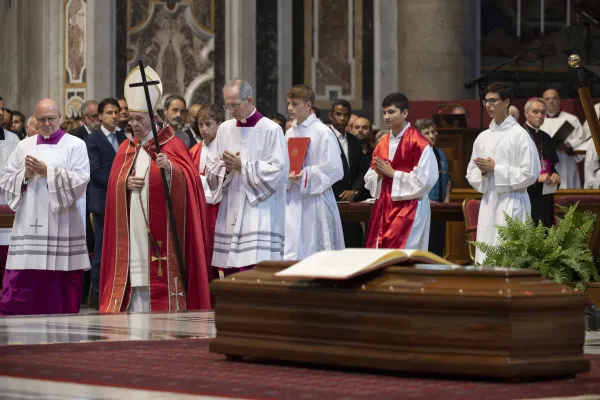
[373,156,395,179]
[474,157,495,174]
[222,151,241,173]
[538,173,560,186]
[24,155,48,178]
[289,170,302,183]
[127,153,171,191]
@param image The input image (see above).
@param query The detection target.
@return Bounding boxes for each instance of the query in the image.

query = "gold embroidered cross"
[151,241,167,277]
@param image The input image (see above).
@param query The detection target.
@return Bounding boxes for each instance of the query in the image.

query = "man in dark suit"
[70,100,99,140]
[329,100,369,247]
[86,98,126,307]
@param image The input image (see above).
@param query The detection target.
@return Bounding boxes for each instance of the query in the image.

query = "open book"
[274,248,453,280]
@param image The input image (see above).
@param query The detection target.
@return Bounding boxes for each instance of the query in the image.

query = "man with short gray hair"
[70,100,99,140]
[205,79,289,275]
[523,97,560,227]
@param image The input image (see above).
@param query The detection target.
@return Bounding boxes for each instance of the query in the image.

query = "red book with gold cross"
[287,137,310,175]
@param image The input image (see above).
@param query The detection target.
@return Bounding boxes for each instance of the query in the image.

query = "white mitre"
[124,65,163,113]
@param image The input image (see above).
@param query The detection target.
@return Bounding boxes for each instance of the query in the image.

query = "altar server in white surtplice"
[205,79,289,276]
[0,99,90,315]
[539,89,586,189]
[466,83,540,264]
[283,84,344,260]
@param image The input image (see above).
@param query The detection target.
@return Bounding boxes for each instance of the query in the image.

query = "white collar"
[331,125,345,139]
[141,130,153,144]
[390,122,411,140]
[101,125,115,137]
[294,113,316,129]
[240,108,257,124]
[525,122,540,132]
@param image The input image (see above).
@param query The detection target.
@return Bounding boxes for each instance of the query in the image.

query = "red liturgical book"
[287,137,310,175]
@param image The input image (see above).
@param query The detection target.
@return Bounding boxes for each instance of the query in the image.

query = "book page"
[542,183,558,195]
[275,249,412,279]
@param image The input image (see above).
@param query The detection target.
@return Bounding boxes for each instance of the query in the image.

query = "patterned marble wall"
[126,0,216,108]
[64,0,87,118]
[304,0,364,111]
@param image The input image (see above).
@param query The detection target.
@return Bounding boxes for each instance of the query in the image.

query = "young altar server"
[190,104,223,236]
[0,99,90,315]
[466,83,540,264]
[364,92,439,250]
[205,79,289,276]
[283,84,344,260]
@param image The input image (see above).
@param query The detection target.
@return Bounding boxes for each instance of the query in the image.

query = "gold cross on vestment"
[151,241,167,277]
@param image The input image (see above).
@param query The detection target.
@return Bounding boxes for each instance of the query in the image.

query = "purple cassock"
[0,129,90,316]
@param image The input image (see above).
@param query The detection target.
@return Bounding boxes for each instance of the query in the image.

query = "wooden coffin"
[209,262,590,380]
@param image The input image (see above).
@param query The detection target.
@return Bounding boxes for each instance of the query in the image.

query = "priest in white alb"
[364,92,439,250]
[539,89,586,189]
[205,79,289,276]
[284,84,344,260]
[467,83,540,264]
[0,99,90,315]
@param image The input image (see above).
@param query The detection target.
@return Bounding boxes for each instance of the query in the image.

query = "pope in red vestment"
[99,65,212,312]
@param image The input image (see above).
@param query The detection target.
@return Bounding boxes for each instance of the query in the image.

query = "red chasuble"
[365,127,430,249]
[100,126,212,312]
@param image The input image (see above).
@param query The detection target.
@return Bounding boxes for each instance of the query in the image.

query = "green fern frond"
[478,204,597,290]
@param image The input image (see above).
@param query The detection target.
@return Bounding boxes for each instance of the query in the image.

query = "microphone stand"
[464,22,583,129]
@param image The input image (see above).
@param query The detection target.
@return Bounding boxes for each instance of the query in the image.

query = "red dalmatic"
[100,126,212,312]
[365,127,430,249]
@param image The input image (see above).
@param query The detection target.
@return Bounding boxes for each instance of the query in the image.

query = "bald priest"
[0,99,90,315]
[99,66,212,313]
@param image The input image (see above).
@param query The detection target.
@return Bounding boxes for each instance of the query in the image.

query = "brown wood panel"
[436,128,480,189]
[210,263,590,380]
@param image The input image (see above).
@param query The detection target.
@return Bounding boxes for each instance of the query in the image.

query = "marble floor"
[0,309,598,399]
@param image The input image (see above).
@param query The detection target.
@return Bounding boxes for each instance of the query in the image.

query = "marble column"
[396,0,477,100]
[277,0,293,115]
[225,0,257,94]
[373,0,398,127]
[0,0,63,116]
[86,0,116,102]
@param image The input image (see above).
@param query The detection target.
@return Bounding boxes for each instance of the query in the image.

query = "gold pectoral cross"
[151,241,167,277]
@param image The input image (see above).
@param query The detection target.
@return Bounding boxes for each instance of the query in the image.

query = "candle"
[566,0,571,26]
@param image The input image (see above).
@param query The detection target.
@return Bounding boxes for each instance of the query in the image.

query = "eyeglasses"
[85,113,99,120]
[223,102,243,110]
[36,115,60,124]
[482,98,502,106]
